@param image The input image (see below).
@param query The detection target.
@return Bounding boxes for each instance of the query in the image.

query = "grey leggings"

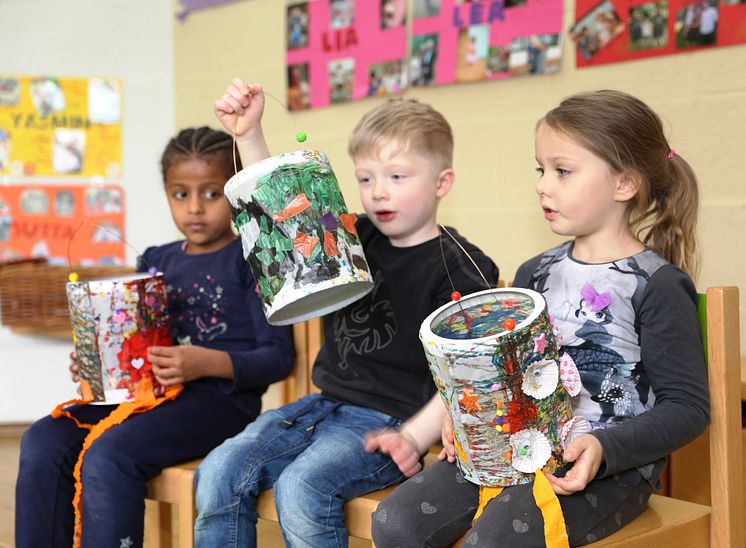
[371,459,662,547]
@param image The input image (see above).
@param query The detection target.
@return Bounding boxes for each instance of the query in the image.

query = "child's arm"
[364,394,447,477]
[214,78,270,167]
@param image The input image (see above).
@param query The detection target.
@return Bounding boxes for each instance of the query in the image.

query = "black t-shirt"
[312,216,499,420]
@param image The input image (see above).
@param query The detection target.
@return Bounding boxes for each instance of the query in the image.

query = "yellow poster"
[0,76,122,177]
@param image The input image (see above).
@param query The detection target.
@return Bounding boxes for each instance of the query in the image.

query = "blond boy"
[194,79,499,548]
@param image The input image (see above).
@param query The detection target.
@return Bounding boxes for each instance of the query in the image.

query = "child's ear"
[435,168,455,198]
[615,171,641,203]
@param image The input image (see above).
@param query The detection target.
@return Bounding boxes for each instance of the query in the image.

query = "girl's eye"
[557,168,571,177]
[358,177,370,184]
[204,190,221,199]
[391,174,405,181]
[173,190,187,200]
[535,167,544,176]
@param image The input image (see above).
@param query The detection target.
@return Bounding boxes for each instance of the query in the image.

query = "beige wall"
[174,0,746,349]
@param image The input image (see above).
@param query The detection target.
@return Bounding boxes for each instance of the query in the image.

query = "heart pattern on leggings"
[420,502,437,514]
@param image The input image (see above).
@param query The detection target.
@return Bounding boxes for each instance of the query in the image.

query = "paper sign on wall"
[572,0,746,67]
[286,0,563,110]
[0,183,126,265]
[0,76,123,177]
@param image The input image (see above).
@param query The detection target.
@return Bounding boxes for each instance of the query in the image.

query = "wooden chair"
[587,286,744,547]
[145,287,743,548]
[143,321,314,548]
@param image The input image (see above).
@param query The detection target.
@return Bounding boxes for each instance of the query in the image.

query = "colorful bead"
[296,131,307,143]
[502,318,516,331]
[148,266,158,276]
[68,272,79,282]
[451,291,461,301]
[496,425,503,432]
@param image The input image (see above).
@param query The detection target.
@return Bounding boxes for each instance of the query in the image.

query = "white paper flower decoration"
[521,358,559,399]
[510,428,552,473]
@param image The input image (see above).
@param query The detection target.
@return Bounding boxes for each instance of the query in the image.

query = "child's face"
[534,123,631,244]
[164,157,234,254]
[354,140,452,247]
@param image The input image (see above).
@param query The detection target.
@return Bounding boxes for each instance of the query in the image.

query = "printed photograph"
[675,0,718,48]
[410,34,439,86]
[413,0,441,18]
[20,189,49,215]
[287,63,311,111]
[330,0,354,28]
[329,58,355,103]
[381,0,407,29]
[85,187,123,215]
[486,45,511,76]
[53,129,85,174]
[0,78,20,106]
[455,25,490,83]
[287,2,309,50]
[629,2,668,51]
[569,0,625,60]
[30,77,66,116]
[0,194,11,243]
[0,130,10,171]
[88,78,122,124]
[367,59,406,96]
[508,33,562,76]
[54,191,75,217]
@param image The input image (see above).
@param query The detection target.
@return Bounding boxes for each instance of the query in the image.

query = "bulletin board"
[285,0,563,110]
[0,76,123,177]
[572,0,746,67]
[0,183,125,265]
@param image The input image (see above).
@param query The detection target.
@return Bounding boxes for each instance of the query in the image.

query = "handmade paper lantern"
[420,287,583,487]
[225,150,373,325]
[66,272,171,404]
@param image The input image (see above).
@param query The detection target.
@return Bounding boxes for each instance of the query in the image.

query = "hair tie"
[667,149,676,160]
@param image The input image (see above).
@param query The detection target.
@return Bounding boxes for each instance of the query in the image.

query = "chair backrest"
[701,287,743,547]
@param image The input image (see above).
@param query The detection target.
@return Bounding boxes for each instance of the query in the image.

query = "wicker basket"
[0,259,134,333]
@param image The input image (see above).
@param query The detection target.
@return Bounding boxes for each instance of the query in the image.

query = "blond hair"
[347,98,453,172]
[540,90,699,278]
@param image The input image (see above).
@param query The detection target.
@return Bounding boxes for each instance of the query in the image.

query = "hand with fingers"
[214,77,270,165]
[438,413,456,463]
[364,428,423,478]
[546,434,604,495]
[147,344,233,386]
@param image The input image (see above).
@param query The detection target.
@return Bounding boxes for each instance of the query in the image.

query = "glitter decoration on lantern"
[420,287,578,487]
[66,271,171,403]
[225,150,373,325]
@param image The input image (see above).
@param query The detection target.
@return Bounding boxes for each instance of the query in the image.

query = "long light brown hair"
[540,90,699,278]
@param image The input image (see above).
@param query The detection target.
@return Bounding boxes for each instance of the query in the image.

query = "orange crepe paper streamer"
[273,193,310,222]
[339,213,358,236]
[53,377,183,548]
[533,470,570,548]
[323,230,338,257]
[293,231,320,259]
[473,485,504,524]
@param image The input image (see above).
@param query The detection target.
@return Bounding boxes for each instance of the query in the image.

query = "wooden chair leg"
[144,500,173,548]
[177,467,196,548]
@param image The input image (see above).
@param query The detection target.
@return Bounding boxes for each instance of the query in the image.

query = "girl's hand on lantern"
[546,434,604,495]
[68,351,80,383]
[438,414,456,462]
[147,345,233,385]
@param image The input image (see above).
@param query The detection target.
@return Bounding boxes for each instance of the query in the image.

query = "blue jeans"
[194,394,405,548]
[15,382,254,548]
